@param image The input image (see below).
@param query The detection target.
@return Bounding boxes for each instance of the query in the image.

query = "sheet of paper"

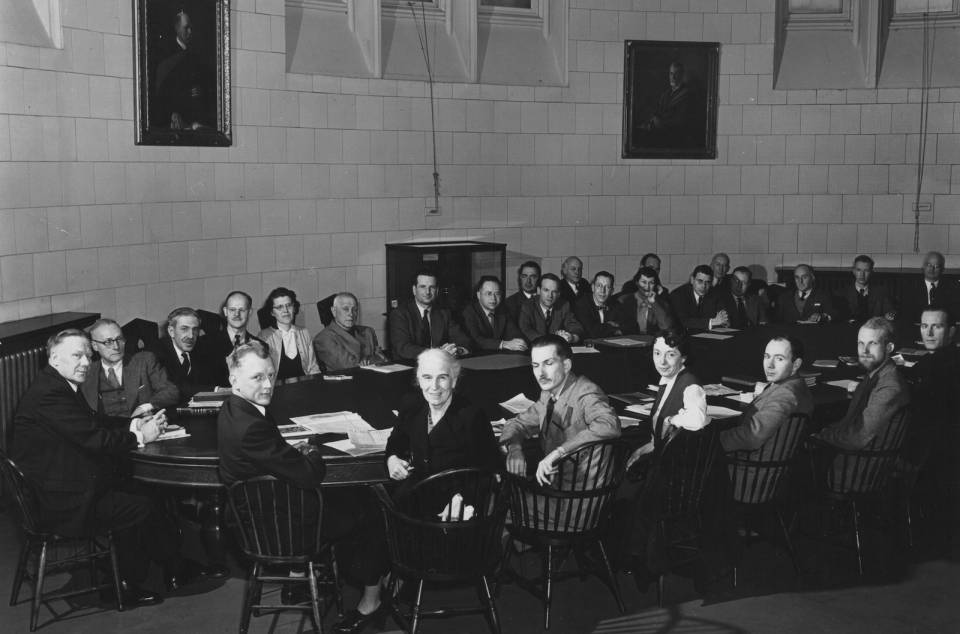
[626,403,653,416]
[500,393,535,415]
[691,332,733,340]
[610,392,655,405]
[812,359,839,368]
[278,423,315,438]
[702,383,738,397]
[709,327,740,334]
[157,428,190,441]
[706,405,742,419]
[601,337,648,347]
[348,428,392,450]
[186,399,224,409]
[362,363,413,373]
[618,415,642,428]
[572,346,600,354]
[289,411,374,434]
[825,379,858,391]
[323,438,383,457]
[725,392,756,404]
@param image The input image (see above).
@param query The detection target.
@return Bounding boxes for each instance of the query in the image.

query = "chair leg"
[851,501,864,576]
[595,540,625,614]
[905,504,915,549]
[107,536,124,612]
[9,539,31,606]
[30,541,48,632]
[732,566,738,589]
[776,509,801,576]
[543,544,554,630]
[479,575,501,634]
[410,578,425,634]
[330,545,344,617]
[656,574,664,609]
[239,564,259,634]
[307,562,323,634]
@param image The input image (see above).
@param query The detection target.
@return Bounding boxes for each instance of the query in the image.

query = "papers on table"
[289,411,374,434]
[709,327,740,334]
[348,428,391,450]
[157,427,189,441]
[618,415,642,429]
[892,354,917,368]
[826,379,859,391]
[361,363,412,374]
[597,336,651,347]
[572,345,601,354]
[323,439,383,457]
[812,359,839,368]
[626,403,653,417]
[500,393,535,415]
[706,405,742,419]
[187,388,230,409]
[838,355,859,366]
[897,348,931,356]
[610,392,656,406]
[725,392,756,405]
[278,424,315,439]
[702,383,738,397]
[692,332,734,340]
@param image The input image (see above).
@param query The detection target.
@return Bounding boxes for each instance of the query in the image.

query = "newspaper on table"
[361,363,413,374]
[289,410,375,434]
[500,393,535,415]
[702,383,738,397]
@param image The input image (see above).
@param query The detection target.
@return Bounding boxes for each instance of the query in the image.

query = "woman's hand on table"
[387,455,414,480]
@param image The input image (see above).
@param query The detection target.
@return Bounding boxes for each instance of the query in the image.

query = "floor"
[1,502,958,634]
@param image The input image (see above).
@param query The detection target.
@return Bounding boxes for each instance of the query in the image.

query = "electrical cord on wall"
[913,10,936,253]
[409,1,441,214]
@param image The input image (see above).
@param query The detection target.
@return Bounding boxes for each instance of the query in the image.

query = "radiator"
[0,344,45,453]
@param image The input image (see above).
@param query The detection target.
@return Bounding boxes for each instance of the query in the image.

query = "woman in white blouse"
[257,287,321,381]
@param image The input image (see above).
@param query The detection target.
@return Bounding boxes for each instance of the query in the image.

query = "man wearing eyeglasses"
[82,319,179,417]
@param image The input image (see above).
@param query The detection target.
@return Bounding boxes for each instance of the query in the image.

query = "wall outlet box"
[425,205,440,216]
[903,198,933,224]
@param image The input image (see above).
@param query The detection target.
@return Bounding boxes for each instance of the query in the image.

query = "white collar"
[227,326,246,341]
[101,359,123,373]
[233,390,266,416]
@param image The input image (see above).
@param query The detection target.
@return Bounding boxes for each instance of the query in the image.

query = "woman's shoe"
[332,603,388,634]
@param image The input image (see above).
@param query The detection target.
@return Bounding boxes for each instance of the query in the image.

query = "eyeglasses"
[273,303,294,311]
[92,337,125,347]
[225,308,248,315]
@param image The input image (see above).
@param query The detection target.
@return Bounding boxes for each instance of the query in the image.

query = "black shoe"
[333,604,388,634]
[201,563,229,579]
[102,581,163,608]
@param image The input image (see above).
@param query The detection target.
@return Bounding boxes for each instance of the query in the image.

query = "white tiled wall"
[1,0,959,339]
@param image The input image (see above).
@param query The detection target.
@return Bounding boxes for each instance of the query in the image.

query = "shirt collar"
[227,326,245,341]
[415,301,432,317]
[101,359,123,373]
[548,374,573,401]
[233,390,266,416]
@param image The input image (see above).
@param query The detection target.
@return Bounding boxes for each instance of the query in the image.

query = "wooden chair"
[121,318,160,352]
[503,440,629,629]
[806,406,911,575]
[635,428,720,607]
[1,452,124,632]
[197,309,223,337]
[316,294,337,327]
[724,413,810,582]
[226,476,342,634]
[373,468,507,634]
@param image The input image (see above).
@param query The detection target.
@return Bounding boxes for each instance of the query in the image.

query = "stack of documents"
[702,384,738,397]
[187,388,231,409]
[361,363,412,373]
[289,411,375,434]
[500,393,535,415]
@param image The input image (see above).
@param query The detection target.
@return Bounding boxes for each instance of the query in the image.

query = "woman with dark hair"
[257,287,321,381]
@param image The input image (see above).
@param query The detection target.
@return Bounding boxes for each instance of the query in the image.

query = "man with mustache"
[153,306,207,400]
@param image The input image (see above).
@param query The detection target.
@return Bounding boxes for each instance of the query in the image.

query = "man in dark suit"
[461,276,527,352]
[558,256,592,307]
[218,341,388,630]
[669,264,729,331]
[518,273,584,344]
[196,290,267,387]
[388,269,470,361]
[899,251,960,326]
[721,335,813,453]
[834,255,896,323]
[575,271,627,339]
[817,317,910,450]
[504,260,540,326]
[774,264,837,324]
[12,329,185,605]
[713,266,768,329]
[710,252,731,294]
[618,266,677,337]
[83,319,179,417]
[153,306,207,400]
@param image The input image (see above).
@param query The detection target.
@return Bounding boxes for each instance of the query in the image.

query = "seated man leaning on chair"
[720,335,813,454]
[461,275,528,352]
[388,269,471,361]
[312,292,389,372]
[217,341,389,633]
[12,329,188,606]
[518,273,585,345]
[83,318,180,418]
[501,334,621,488]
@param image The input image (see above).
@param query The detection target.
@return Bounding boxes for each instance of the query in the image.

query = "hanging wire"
[913,9,936,253]
[408,1,441,213]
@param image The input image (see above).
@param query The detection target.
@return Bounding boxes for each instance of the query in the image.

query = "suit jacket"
[151,337,208,401]
[388,299,470,361]
[833,283,895,322]
[461,301,524,351]
[819,360,910,450]
[720,375,814,454]
[312,322,387,372]
[504,290,536,326]
[81,351,180,417]
[900,347,959,464]
[773,287,838,324]
[500,373,621,484]
[898,277,960,325]
[517,300,584,342]
[217,394,326,488]
[385,393,501,479]
[713,292,768,329]
[195,329,267,388]
[559,278,591,308]
[618,292,677,336]
[257,325,322,376]
[649,369,702,452]
[11,366,138,536]
[574,294,628,339]
[669,283,720,331]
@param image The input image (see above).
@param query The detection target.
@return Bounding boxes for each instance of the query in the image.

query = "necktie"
[799,291,807,302]
[856,287,868,319]
[736,296,748,326]
[182,352,191,376]
[421,308,431,347]
[106,367,119,388]
[544,308,553,326]
[929,283,938,305]
[542,397,555,434]
[597,304,605,323]
[234,333,243,348]
[858,287,866,297]
[487,311,496,331]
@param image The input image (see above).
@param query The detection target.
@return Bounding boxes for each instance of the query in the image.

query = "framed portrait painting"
[622,40,719,160]
[133,0,232,146]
